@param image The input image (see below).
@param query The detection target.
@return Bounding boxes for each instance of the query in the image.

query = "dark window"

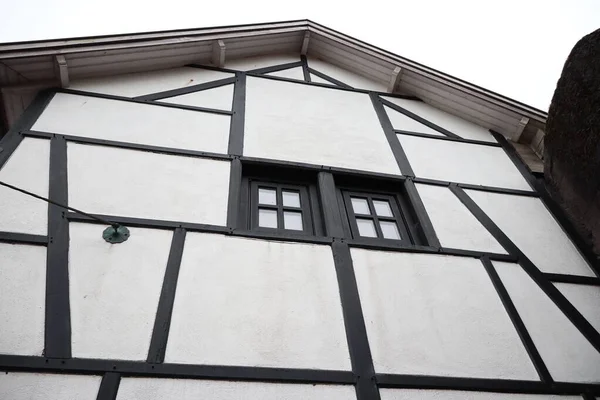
[239,163,324,236]
[251,182,313,233]
[335,174,426,245]
[342,191,410,242]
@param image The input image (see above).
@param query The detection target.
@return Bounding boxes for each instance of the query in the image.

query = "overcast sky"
[1,0,598,110]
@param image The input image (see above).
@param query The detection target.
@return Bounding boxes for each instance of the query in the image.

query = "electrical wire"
[0,180,120,229]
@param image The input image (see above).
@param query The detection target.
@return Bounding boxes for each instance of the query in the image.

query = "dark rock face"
[545,28,600,256]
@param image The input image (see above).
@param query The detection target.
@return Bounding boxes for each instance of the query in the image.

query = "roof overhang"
[0,19,547,147]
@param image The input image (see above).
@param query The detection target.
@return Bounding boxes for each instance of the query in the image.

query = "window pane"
[356,218,377,238]
[258,208,278,228]
[258,188,277,205]
[380,220,401,240]
[284,211,303,230]
[351,197,370,215]
[282,191,301,207]
[373,200,393,217]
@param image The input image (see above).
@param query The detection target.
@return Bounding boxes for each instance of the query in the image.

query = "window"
[239,163,323,236]
[342,191,410,242]
[251,182,313,232]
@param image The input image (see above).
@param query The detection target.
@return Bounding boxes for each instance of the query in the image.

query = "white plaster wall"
[385,105,445,136]
[554,283,600,333]
[117,378,356,400]
[68,144,230,225]
[310,72,335,85]
[381,389,581,400]
[0,243,45,356]
[165,233,351,370]
[495,261,600,382]
[351,250,537,379]
[383,96,496,143]
[415,184,506,254]
[0,372,101,400]
[161,84,233,111]
[266,66,306,81]
[69,67,234,97]
[33,93,230,154]
[226,54,300,71]
[467,191,594,276]
[69,223,172,360]
[244,77,401,175]
[308,57,387,92]
[0,138,49,234]
[398,135,532,190]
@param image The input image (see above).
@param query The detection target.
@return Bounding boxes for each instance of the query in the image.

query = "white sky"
[1,0,598,110]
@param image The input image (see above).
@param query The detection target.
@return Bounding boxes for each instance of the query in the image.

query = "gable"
[0,21,546,153]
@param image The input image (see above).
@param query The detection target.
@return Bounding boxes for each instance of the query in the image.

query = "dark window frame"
[239,164,324,237]
[334,175,426,246]
[249,181,314,234]
[342,190,411,242]
[341,189,412,244]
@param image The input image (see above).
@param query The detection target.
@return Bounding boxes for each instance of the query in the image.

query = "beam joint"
[211,40,226,68]
[513,117,530,142]
[387,66,402,93]
[301,31,311,55]
[55,55,69,87]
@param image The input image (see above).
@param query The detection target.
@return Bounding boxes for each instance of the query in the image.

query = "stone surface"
[545,28,600,256]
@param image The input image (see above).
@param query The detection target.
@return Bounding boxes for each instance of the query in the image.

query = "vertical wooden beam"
[96,372,121,400]
[301,55,311,83]
[45,134,71,358]
[332,240,381,400]
[317,172,343,237]
[228,72,246,156]
[147,228,187,363]
[226,158,243,229]
[404,178,441,248]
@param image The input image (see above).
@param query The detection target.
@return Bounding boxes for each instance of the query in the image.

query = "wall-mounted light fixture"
[0,180,130,244]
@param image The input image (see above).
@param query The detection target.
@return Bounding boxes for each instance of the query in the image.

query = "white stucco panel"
[495,261,600,382]
[555,283,600,334]
[69,67,234,97]
[351,250,537,379]
[415,184,506,254]
[0,372,101,400]
[0,138,49,234]
[381,389,581,400]
[0,243,45,356]
[385,105,445,136]
[166,233,351,370]
[399,135,532,190]
[310,73,336,85]
[69,223,171,360]
[68,144,230,225]
[226,54,300,71]
[117,378,355,400]
[383,96,496,143]
[161,84,233,111]
[33,93,230,154]
[467,191,594,276]
[244,76,401,175]
[308,57,387,92]
[266,66,306,81]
